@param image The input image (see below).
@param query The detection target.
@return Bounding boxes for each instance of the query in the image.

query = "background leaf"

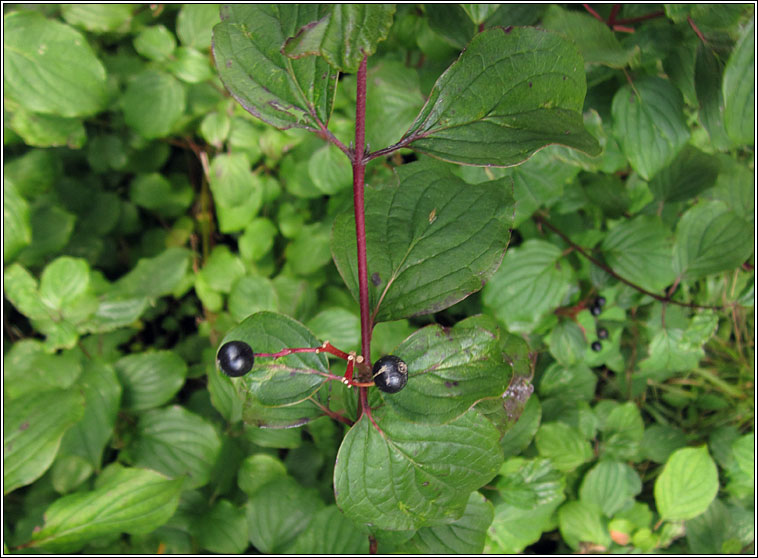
[722,17,754,145]
[29,467,183,553]
[115,351,188,411]
[3,11,108,117]
[654,446,719,521]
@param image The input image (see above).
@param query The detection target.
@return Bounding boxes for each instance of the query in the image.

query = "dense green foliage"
[3,3,754,554]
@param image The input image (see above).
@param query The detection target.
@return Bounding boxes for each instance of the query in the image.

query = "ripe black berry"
[217,340,255,377]
[597,327,609,340]
[591,341,602,352]
[372,355,408,394]
[595,296,606,308]
[590,304,602,316]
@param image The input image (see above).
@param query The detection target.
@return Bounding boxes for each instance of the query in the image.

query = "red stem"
[353,56,373,420]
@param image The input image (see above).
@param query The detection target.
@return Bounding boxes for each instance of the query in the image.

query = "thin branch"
[533,214,730,311]
[363,134,418,163]
[687,15,708,44]
[614,10,665,25]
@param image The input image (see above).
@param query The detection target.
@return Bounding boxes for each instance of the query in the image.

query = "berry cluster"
[216,340,408,394]
[589,296,608,352]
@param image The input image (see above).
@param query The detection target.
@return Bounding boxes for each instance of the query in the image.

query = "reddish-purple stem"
[608,4,621,25]
[254,341,350,361]
[353,55,373,421]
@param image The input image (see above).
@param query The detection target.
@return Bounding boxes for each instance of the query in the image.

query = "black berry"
[591,341,602,352]
[372,355,408,394]
[217,340,255,377]
[595,296,606,307]
[590,304,602,316]
[597,327,609,340]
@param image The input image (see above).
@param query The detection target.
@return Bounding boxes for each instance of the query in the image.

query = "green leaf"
[9,107,86,148]
[380,316,514,424]
[535,422,593,472]
[580,461,642,517]
[237,454,288,498]
[3,178,31,261]
[602,215,676,293]
[213,5,338,130]
[193,499,249,554]
[706,155,754,226]
[3,11,108,117]
[539,363,597,402]
[542,5,635,68]
[286,222,333,276]
[499,395,542,458]
[167,46,214,83]
[334,407,502,531]
[121,70,186,139]
[208,153,263,233]
[674,200,753,280]
[308,143,352,195]
[403,27,600,166]
[4,147,62,198]
[239,218,278,262]
[115,351,188,411]
[685,499,735,554]
[547,321,588,366]
[220,311,329,407]
[305,308,361,353]
[291,505,369,554]
[460,4,501,24]
[558,500,610,551]
[246,477,324,553]
[640,424,689,464]
[207,365,243,423]
[482,239,573,333]
[177,4,220,50]
[18,200,76,266]
[229,276,279,323]
[600,402,645,461]
[114,247,191,299]
[732,433,754,478]
[648,145,721,202]
[332,162,513,322]
[426,5,476,50]
[199,245,246,293]
[199,111,231,148]
[695,43,730,150]
[133,24,176,61]
[4,389,85,494]
[611,77,690,179]
[58,361,122,471]
[60,4,134,33]
[496,457,566,510]
[29,467,183,553]
[655,446,719,521]
[722,17,754,146]
[399,491,494,554]
[39,256,90,312]
[130,172,194,218]
[3,341,82,398]
[282,5,395,73]
[124,406,222,489]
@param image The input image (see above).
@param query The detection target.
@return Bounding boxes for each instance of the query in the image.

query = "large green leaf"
[246,476,324,553]
[674,200,753,280]
[648,145,720,203]
[541,5,635,68]
[115,351,188,411]
[402,27,600,166]
[193,499,249,554]
[579,460,642,517]
[611,77,690,179]
[380,316,514,424]
[334,407,502,531]
[60,4,134,33]
[213,5,338,130]
[695,43,730,150]
[332,162,513,323]
[482,239,573,333]
[113,247,191,299]
[601,215,676,293]
[534,422,593,472]
[558,500,610,550]
[496,457,565,510]
[290,505,369,554]
[123,406,222,489]
[3,11,108,117]
[722,17,754,146]
[4,389,85,494]
[282,5,395,73]
[29,467,183,553]
[121,70,186,139]
[3,178,31,262]
[399,492,494,554]
[58,361,122,472]
[655,446,719,521]
[220,311,329,407]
